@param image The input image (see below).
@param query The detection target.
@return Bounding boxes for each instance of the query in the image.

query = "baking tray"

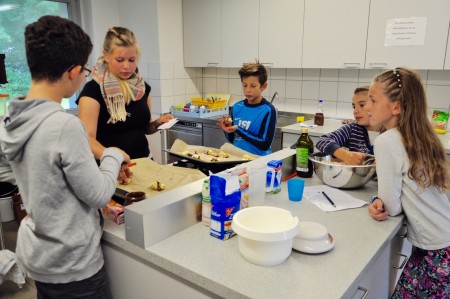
[164,139,260,166]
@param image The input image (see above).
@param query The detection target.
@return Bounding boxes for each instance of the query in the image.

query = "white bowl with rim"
[292,221,335,254]
[231,206,299,266]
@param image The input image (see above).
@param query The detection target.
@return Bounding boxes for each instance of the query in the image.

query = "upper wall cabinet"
[365,0,450,70]
[445,25,450,70]
[259,0,304,68]
[302,0,369,69]
[183,0,221,67]
[221,0,259,67]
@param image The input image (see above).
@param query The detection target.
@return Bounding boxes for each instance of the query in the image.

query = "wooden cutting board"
[116,158,206,198]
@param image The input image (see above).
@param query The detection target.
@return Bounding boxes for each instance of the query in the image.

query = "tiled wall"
[145,62,450,120]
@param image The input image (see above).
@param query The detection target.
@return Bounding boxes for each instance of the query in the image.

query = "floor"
[0,220,37,299]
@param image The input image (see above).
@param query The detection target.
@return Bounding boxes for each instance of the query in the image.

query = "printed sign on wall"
[384,17,427,47]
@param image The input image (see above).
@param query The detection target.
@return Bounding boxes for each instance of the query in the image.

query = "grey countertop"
[102,149,404,299]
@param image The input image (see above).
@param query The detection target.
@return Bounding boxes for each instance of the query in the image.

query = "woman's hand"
[368,198,388,221]
[157,114,174,125]
[217,115,237,133]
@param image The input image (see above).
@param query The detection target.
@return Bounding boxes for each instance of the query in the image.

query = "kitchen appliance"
[162,120,203,164]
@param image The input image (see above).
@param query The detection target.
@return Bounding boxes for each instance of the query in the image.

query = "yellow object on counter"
[296,116,305,123]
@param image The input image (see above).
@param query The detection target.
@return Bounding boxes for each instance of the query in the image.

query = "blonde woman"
[366,67,450,298]
[77,27,172,181]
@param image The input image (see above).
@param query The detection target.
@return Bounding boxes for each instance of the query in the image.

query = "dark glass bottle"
[314,99,324,126]
[296,127,314,178]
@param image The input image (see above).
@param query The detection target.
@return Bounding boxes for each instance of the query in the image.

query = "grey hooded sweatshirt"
[0,97,123,284]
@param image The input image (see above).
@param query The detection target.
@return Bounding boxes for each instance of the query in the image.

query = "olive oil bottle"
[296,127,314,178]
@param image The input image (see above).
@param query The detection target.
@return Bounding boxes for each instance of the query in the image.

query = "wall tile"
[229,78,242,95]
[148,62,160,80]
[139,61,150,78]
[217,78,229,93]
[302,69,320,81]
[427,70,450,86]
[269,79,286,98]
[185,78,198,94]
[151,95,162,114]
[173,78,186,96]
[336,102,354,119]
[228,68,240,79]
[216,68,229,78]
[185,67,198,79]
[302,81,320,100]
[204,67,217,77]
[160,79,174,96]
[174,63,188,79]
[320,69,339,82]
[160,96,174,113]
[425,85,450,110]
[160,62,174,80]
[339,69,359,82]
[272,98,285,111]
[358,69,381,84]
[286,80,302,99]
[323,101,337,118]
[204,77,217,93]
[269,68,286,80]
[149,79,161,97]
[337,82,359,102]
[284,98,301,113]
[319,81,338,102]
[416,70,429,82]
[286,69,303,80]
[301,99,318,114]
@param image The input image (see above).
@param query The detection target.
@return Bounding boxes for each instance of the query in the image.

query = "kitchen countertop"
[102,149,404,299]
[281,119,450,154]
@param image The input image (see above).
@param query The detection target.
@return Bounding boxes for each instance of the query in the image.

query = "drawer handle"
[396,222,407,238]
[355,286,369,299]
[343,62,360,68]
[207,62,218,66]
[368,62,388,68]
[392,253,408,269]
[261,62,274,67]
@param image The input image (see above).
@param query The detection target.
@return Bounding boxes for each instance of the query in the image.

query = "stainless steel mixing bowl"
[309,152,376,189]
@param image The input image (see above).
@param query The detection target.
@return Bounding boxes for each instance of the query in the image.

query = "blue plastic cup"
[287,178,305,202]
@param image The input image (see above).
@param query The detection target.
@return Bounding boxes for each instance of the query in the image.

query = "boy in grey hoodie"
[0,16,129,298]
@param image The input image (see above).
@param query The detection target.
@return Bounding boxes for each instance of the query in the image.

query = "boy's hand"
[217,115,237,133]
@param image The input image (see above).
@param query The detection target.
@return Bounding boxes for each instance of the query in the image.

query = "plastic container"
[0,196,15,222]
[231,206,299,266]
[266,160,282,194]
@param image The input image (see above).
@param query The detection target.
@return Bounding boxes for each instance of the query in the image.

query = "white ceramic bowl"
[292,221,335,254]
[231,206,299,266]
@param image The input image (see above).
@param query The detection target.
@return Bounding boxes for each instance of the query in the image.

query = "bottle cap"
[301,127,308,133]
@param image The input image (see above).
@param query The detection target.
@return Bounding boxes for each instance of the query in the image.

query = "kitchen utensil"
[292,221,335,254]
[287,178,305,202]
[231,206,299,266]
[309,152,376,189]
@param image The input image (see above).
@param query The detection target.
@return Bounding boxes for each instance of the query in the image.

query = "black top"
[77,80,152,159]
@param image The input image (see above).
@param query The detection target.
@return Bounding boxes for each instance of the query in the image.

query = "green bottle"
[296,127,314,178]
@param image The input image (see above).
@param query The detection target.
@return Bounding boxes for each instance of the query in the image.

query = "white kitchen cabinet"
[365,0,450,70]
[221,0,259,67]
[259,0,304,68]
[302,0,369,69]
[445,24,450,70]
[183,0,221,67]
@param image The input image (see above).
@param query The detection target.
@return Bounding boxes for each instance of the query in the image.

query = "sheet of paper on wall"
[384,17,427,47]
[303,185,368,212]
[158,118,179,130]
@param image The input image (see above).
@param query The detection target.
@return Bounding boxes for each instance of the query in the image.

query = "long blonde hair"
[103,27,142,104]
[373,67,450,191]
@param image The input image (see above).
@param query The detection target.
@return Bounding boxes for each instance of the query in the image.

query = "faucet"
[271,92,279,104]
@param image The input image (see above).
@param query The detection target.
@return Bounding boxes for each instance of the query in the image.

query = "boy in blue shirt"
[218,61,277,156]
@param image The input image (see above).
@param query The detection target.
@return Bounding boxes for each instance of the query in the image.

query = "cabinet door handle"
[396,222,407,238]
[392,253,409,269]
[261,62,273,67]
[368,62,388,68]
[207,62,218,67]
[343,62,360,68]
[355,286,369,299]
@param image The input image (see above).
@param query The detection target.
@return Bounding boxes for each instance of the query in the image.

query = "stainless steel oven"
[162,120,203,164]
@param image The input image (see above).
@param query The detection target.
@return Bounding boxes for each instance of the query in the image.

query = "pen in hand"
[322,191,336,208]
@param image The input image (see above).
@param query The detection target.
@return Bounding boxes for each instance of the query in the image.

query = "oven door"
[163,122,203,164]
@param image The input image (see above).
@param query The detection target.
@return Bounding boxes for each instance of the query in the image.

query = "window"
[0,0,81,110]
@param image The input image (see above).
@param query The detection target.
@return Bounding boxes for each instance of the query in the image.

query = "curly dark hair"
[24,15,93,83]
